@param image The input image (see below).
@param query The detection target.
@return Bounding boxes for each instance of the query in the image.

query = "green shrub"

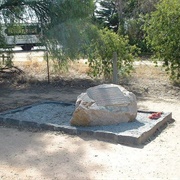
[86,27,138,79]
[144,0,180,81]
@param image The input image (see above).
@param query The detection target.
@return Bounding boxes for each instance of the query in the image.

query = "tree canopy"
[0,0,95,61]
[0,0,138,78]
[144,0,180,81]
[0,0,94,24]
[94,0,159,52]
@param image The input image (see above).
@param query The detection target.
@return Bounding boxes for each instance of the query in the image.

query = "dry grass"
[12,58,91,83]
[12,57,171,84]
[1,54,179,100]
[132,63,169,82]
[69,59,90,74]
[11,51,169,83]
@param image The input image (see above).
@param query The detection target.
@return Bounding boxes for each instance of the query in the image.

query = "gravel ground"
[2,102,75,125]
[0,101,172,145]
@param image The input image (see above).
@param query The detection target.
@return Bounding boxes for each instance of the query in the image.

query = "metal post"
[46,51,50,84]
[113,52,118,84]
[2,54,5,65]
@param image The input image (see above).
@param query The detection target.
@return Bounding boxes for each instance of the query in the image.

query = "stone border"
[0,101,172,146]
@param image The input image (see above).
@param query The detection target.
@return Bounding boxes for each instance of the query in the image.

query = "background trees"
[95,0,159,52]
[0,0,94,48]
[95,0,119,32]
[0,0,51,24]
[0,0,95,67]
[0,0,179,82]
[144,0,180,81]
[0,0,138,78]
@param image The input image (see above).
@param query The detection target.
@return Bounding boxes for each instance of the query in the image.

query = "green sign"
[5,25,41,36]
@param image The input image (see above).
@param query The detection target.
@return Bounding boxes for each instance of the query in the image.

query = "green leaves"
[39,0,95,70]
[95,0,119,32]
[85,27,138,79]
[144,0,180,81]
[0,0,95,55]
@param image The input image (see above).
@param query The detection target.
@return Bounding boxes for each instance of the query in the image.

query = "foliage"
[94,0,159,53]
[95,0,119,32]
[144,0,180,81]
[0,0,98,73]
[85,27,138,79]
[0,0,95,55]
[0,50,13,69]
[0,0,51,24]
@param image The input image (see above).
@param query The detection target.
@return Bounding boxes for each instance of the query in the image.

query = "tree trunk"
[115,0,124,34]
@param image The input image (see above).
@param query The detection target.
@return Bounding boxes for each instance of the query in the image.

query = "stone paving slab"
[0,101,172,146]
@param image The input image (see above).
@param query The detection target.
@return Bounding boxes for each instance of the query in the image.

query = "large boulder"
[70,84,137,126]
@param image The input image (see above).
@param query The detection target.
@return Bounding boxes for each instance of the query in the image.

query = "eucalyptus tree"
[0,0,95,68]
[0,0,53,25]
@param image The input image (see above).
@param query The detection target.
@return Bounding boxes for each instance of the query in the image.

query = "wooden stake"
[113,52,118,84]
[46,51,50,84]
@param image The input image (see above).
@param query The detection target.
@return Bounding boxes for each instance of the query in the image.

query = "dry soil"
[0,54,180,180]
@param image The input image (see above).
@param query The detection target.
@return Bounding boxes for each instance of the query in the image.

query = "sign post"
[113,52,118,84]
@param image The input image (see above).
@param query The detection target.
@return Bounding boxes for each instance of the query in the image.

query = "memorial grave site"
[0,83,172,145]
[0,57,180,179]
[0,57,179,144]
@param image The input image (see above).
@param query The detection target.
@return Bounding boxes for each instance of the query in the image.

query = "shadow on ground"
[0,126,109,179]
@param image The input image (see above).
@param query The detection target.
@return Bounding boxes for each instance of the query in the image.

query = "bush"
[144,0,180,81]
[86,27,138,79]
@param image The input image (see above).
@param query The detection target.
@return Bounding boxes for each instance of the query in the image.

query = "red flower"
[149,112,162,119]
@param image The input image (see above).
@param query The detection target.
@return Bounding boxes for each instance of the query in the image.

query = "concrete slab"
[0,101,172,146]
